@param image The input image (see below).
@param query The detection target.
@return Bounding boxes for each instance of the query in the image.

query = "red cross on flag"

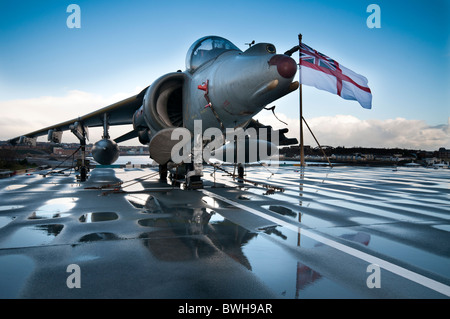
[299,43,372,109]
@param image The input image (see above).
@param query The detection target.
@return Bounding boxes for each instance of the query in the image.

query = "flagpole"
[298,34,305,167]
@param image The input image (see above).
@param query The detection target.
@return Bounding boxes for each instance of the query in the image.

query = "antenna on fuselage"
[245,40,255,48]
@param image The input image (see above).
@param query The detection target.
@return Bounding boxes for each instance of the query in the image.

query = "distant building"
[52,147,82,157]
[362,154,374,161]
[438,148,450,160]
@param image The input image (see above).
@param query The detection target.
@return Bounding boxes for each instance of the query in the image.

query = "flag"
[299,43,372,109]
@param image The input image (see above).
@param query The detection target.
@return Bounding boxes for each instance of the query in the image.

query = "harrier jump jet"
[10,36,299,187]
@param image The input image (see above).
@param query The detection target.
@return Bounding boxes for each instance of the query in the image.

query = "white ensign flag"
[299,43,372,109]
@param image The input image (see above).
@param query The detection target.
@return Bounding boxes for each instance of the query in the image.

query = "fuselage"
[133,36,299,165]
[134,36,298,142]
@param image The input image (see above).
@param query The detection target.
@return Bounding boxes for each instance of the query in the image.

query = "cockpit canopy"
[186,36,241,73]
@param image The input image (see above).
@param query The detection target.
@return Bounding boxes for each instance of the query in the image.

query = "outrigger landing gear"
[78,138,88,182]
[70,120,89,182]
[75,158,90,182]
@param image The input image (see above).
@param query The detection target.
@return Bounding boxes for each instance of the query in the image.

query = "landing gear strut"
[159,163,167,181]
[237,163,244,183]
[166,162,203,189]
[70,120,89,182]
[79,138,88,182]
[186,162,203,189]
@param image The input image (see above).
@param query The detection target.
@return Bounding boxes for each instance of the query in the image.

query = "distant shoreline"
[281,157,401,167]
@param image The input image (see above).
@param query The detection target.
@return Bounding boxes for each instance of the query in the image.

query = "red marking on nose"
[269,55,297,79]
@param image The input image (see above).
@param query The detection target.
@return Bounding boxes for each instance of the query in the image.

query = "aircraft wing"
[9,87,148,145]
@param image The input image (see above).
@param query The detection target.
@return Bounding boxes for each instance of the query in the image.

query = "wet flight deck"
[0,164,449,298]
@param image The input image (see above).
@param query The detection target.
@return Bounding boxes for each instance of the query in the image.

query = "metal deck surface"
[0,165,449,298]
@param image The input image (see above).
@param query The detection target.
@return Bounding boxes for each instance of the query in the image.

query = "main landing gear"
[160,162,204,190]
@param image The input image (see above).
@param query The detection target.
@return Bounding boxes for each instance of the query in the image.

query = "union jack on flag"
[301,43,339,72]
[299,43,372,109]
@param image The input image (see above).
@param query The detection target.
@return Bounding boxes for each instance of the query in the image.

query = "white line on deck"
[201,189,450,297]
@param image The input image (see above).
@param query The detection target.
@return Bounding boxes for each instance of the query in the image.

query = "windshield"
[186,36,241,72]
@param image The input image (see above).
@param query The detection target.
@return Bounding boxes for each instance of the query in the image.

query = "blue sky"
[0,0,449,150]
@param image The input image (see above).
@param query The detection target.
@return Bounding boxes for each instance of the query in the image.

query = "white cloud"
[0,88,143,144]
[255,113,450,151]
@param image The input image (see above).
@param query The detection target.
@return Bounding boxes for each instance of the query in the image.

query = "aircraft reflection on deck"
[137,194,256,270]
[124,190,371,294]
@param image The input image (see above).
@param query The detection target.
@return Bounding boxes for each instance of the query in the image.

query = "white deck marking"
[201,189,450,297]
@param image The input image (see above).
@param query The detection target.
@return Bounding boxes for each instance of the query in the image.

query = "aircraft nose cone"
[269,55,297,79]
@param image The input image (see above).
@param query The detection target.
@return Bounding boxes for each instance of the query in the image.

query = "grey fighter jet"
[9,36,299,187]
